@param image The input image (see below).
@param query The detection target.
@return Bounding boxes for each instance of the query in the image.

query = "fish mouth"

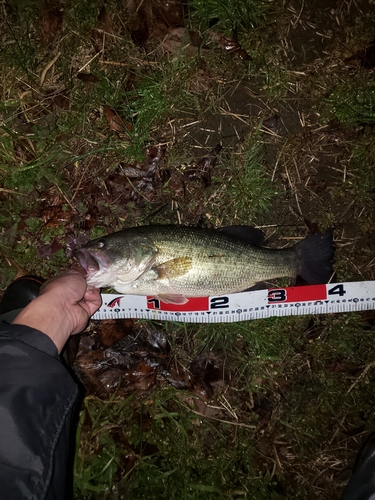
[75,248,102,275]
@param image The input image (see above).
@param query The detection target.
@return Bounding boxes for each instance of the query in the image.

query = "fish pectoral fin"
[153,257,192,280]
[157,294,189,305]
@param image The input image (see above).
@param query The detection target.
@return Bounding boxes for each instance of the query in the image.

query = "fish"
[76,225,334,304]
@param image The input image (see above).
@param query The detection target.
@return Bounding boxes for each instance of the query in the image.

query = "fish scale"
[146,228,295,295]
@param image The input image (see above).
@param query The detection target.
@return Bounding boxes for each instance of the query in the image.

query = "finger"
[83,287,102,313]
[40,273,88,306]
[84,286,101,303]
[41,268,85,288]
[64,268,87,278]
[69,265,87,276]
[80,298,101,317]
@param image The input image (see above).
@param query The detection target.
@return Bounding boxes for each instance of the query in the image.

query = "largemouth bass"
[76,225,333,304]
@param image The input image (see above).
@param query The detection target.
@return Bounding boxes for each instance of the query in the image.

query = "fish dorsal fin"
[153,257,192,280]
[217,225,266,246]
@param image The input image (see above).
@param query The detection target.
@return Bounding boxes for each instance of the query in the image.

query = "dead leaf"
[77,73,99,83]
[92,6,114,52]
[98,5,113,34]
[104,144,166,201]
[129,0,184,47]
[49,91,69,112]
[40,206,72,226]
[104,105,133,134]
[185,144,222,186]
[262,114,280,133]
[40,4,63,45]
[159,27,189,55]
[210,32,252,61]
[73,321,236,400]
[189,30,204,48]
[344,38,375,68]
[154,0,184,27]
[131,25,150,47]
[325,359,361,375]
[129,361,157,390]
[97,319,135,347]
[37,238,63,259]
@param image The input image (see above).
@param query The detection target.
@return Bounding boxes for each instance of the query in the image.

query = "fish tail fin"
[294,229,334,284]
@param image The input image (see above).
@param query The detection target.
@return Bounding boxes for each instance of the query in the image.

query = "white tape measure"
[92,281,375,323]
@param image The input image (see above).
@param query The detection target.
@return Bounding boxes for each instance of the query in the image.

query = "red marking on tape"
[268,285,327,303]
[147,296,209,311]
[107,296,124,307]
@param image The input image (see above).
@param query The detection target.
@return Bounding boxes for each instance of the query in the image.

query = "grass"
[74,388,267,499]
[224,140,277,222]
[324,77,375,127]
[188,0,274,39]
[2,0,375,498]
[73,313,375,499]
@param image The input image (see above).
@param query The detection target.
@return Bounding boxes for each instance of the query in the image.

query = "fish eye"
[96,239,106,249]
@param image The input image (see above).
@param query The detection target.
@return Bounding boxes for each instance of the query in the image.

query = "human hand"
[12,269,101,353]
[39,269,102,335]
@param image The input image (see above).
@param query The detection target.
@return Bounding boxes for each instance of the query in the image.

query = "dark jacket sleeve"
[0,323,80,500]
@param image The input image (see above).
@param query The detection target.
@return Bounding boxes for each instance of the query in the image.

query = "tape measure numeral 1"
[92,282,375,322]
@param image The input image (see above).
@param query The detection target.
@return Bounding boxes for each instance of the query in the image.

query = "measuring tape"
[92,281,375,323]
